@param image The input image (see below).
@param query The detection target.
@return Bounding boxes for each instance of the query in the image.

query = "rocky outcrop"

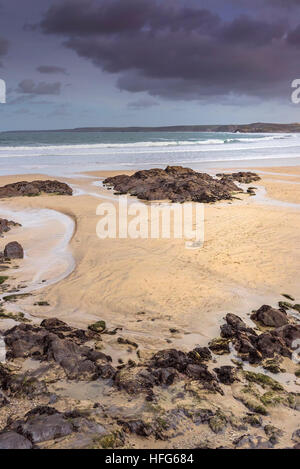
[103,166,242,203]
[0,218,21,237]
[219,312,299,364]
[4,320,114,381]
[0,180,72,198]
[3,241,24,259]
[216,172,261,184]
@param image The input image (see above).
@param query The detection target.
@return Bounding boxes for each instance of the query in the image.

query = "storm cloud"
[37,0,300,101]
[17,79,61,95]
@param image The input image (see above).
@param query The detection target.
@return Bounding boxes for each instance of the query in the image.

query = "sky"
[0,0,300,130]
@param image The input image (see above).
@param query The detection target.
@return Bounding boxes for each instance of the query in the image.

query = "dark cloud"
[38,0,299,101]
[220,16,285,46]
[287,25,300,45]
[0,36,9,66]
[128,97,159,110]
[37,65,68,75]
[17,79,61,95]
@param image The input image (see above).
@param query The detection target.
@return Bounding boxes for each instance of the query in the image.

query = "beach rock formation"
[0,180,73,198]
[3,241,24,259]
[216,172,261,184]
[0,218,21,236]
[251,305,289,328]
[103,166,242,203]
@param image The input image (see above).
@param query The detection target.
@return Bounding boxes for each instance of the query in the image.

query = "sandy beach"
[0,164,299,449]
[0,166,299,351]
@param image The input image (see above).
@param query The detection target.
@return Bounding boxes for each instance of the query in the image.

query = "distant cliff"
[5,122,300,133]
[72,122,300,133]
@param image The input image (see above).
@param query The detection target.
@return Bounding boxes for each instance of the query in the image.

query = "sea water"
[0,130,300,177]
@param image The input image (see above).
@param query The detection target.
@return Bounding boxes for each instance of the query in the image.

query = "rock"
[272,324,300,348]
[4,241,24,259]
[4,321,113,381]
[21,413,70,443]
[214,366,237,385]
[187,347,212,362]
[208,337,230,355]
[0,180,72,198]
[0,218,21,236]
[251,305,289,327]
[234,434,273,449]
[0,431,32,449]
[264,425,283,444]
[150,349,189,372]
[88,320,106,333]
[119,420,154,437]
[216,172,261,184]
[242,414,262,428]
[208,412,227,434]
[292,429,300,443]
[103,166,242,204]
[114,367,156,394]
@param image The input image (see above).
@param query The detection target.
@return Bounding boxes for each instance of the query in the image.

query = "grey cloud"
[37,65,68,75]
[17,79,61,95]
[128,98,159,110]
[39,0,298,101]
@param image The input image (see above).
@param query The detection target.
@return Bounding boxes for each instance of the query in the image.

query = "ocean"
[0,130,300,177]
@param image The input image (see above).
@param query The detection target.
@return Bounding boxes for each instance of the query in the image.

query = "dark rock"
[4,322,113,381]
[0,431,32,449]
[150,349,189,372]
[119,419,155,437]
[187,347,212,362]
[234,434,273,449]
[4,241,24,259]
[208,337,230,355]
[251,305,289,327]
[103,166,242,204]
[214,366,237,385]
[15,413,72,444]
[216,172,261,184]
[272,324,300,348]
[292,429,300,443]
[0,218,21,236]
[0,180,72,198]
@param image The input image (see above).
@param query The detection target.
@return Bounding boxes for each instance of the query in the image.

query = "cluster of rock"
[0,300,299,449]
[0,219,21,237]
[0,180,73,198]
[103,166,246,203]
[219,305,300,365]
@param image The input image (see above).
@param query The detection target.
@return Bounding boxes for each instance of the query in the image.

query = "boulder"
[0,431,32,449]
[251,305,289,327]
[4,241,24,259]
